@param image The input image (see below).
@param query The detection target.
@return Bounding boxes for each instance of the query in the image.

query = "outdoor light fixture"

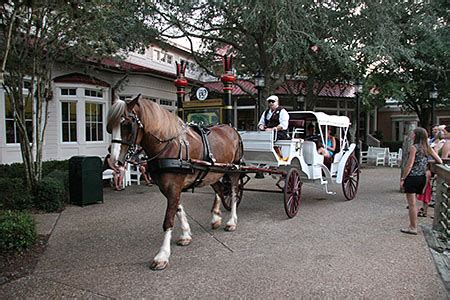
[254,69,265,89]
[355,79,363,162]
[254,69,265,129]
[355,79,363,94]
[254,69,266,179]
[429,83,438,127]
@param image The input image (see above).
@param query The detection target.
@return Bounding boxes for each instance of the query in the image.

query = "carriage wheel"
[342,155,360,200]
[221,174,244,211]
[284,168,302,218]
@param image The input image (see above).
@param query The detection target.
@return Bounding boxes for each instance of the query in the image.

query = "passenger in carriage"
[317,127,336,158]
[257,95,290,140]
[305,123,316,139]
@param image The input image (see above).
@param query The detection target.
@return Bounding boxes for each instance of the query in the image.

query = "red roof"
[53,73,110,87]
[204,79,356,98]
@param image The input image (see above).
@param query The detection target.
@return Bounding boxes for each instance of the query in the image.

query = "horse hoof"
[225,224,236,232]
[150,260,168,270]
[176,237,192,246]
[211,220,221,230]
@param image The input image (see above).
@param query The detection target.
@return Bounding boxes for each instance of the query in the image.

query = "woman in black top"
[400,127,442,235]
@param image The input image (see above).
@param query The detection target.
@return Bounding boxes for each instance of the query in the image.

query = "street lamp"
[254,69,265,130]
[354,79,363,162]
[429,83,438,128]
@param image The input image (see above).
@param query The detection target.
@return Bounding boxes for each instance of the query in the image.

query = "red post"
[220,54,236,125]
[174,61,188,119]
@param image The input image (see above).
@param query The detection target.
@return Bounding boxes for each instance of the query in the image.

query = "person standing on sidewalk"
[400,127,442,235]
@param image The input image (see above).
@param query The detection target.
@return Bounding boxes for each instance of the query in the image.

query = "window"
[154,49,160,61]
[166,54,173,64]
[61,102,77,142]
[5,96,32,144]
[61,88,76,96]
[154,48,173,65]
[160,99,173,106]
[85,102,103,142]
[85,89,103,98]
[186,61,198,72]
[119,95,133,101]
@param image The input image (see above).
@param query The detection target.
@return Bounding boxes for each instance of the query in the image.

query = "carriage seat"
[288,119,305,139]
[302,141,324,165]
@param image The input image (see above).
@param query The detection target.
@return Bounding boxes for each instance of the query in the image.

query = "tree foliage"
[0,0,157,193]
[364,0,449,128]
[152,0,448,116]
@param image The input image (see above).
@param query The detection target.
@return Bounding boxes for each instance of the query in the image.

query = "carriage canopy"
[289,111,351,128]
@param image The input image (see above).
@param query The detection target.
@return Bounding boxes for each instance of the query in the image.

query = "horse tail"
[231,126,244,164]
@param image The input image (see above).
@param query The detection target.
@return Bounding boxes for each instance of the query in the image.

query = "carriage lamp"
[254,69,265,129]
[355,79,363,163]
[429,83,438,128]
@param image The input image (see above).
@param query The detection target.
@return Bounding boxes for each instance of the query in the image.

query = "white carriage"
[228,111,360,218]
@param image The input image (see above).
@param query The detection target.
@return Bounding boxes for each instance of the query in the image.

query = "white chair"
[375,152,385,166]
[360,150,369,164]
[388,148,402,167]
[388,152,399,167]
[129,164,142,185]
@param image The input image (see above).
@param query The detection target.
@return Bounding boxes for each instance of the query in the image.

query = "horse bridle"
[111,110,188,162]
[111,111,143,161]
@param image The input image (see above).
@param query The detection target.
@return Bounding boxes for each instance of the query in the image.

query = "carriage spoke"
[284,168,302,218]
[342,155,359,200]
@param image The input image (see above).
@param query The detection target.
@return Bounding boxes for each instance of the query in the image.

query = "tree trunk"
[305,77,316,110]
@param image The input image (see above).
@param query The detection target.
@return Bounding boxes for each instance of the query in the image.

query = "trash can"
[69,156,103,206]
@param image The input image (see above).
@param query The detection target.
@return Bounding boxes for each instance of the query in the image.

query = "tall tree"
[363,0,449,129]
[152,1,414,110]
[152,1,363,110]
[0,0,157,193]
[153,0,447,118]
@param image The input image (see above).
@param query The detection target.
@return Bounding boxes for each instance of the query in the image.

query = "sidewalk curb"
[32,212,61,237]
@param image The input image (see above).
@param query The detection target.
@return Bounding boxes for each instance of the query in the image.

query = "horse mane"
[107,99,127,133]
[138,100,181,139]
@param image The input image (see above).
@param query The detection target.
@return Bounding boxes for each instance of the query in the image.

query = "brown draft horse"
[106,95,243,270]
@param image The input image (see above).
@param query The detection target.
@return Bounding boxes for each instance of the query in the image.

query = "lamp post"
[174,61,188,119]
[355,79,363,162]
[429,83,438,129]
[253,69,265,129]
[221,54,236,126]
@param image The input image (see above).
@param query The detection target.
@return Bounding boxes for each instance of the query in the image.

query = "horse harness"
[113,110,221,192]
[148,124,218,192]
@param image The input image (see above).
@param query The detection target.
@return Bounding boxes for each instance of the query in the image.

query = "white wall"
[0,69,181,164]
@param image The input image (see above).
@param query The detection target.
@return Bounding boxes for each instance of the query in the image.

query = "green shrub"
[0,163,26,181]
[42,160,69,177]
[45,170,69,202]
[35,177,65,212]
[0,178,33,211]
[0,210,37,253]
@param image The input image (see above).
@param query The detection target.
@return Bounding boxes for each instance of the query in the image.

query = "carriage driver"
[257,95,290,140]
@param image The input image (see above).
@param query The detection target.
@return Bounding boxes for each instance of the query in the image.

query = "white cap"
[266,95,279,102]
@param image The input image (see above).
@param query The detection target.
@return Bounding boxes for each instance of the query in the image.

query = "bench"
[365,146,390,166]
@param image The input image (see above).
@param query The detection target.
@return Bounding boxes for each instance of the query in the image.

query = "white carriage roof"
[289,111,351,127]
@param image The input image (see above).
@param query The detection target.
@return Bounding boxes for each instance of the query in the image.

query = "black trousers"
[275,130,289,140]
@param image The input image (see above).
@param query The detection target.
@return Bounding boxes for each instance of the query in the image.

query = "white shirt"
[258,108,289,130]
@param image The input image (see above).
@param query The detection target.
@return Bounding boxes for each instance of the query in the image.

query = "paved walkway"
[1,168,448,298]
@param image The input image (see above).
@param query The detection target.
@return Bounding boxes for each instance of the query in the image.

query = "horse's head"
[106,94,143,166]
